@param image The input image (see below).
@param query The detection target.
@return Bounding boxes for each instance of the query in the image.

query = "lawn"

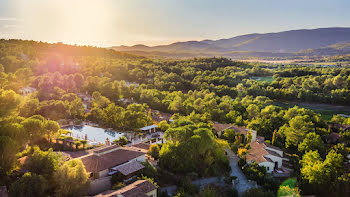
[273,101,350,120]
[250,76,274,83]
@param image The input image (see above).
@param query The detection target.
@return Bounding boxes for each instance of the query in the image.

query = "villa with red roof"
[246,141,292,175]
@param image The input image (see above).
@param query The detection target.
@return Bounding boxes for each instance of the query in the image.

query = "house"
[212,123,234,136]
[212,123,258,143]
[19,87,36,96]
[140,125,158,133]
[246,141,290,174]
[131,143,151,152]
[326,132,341,144]
[94,180,157,197]
[77,92,92,112]
[150,110,173,123]
[329,124,350,131]
[125,81,139,87]
[108,160,145,183]
[78,145,146,179]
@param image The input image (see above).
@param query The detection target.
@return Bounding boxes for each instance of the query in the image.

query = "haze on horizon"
[0,0,349,47]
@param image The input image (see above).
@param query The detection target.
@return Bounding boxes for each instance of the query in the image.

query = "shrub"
[241,188,274,197]
[148,144,160,160]
[112,182,125,190]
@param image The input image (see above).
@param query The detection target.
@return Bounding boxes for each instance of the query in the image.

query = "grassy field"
[250,76,274,83]
[297,61,349,66]
[273,101,350,120]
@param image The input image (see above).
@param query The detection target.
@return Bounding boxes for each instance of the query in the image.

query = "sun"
[20,0,115,46]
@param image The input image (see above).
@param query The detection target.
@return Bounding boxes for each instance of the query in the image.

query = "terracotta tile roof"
[18,156,28,165]
[112,161,145,176]
[232,126,249,135]
[95,180,157,197]
[131,143,151,151]
[246,142,270,164]
[247,141,283,164]
[212,123,254,137]
[79,147,145,173]
[212,123,234,132]
[151,110,172,123]
[326,132,341,144]
[93,145,120,154]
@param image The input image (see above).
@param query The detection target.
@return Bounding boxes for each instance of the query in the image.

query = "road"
[161,150,254,196]
[226,149,254,194]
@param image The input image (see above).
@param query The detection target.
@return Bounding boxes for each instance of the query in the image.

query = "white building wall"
[259,162,275,173]
[264,154,283,168]
[130,154,146,163]
[147,189,157,197]
[251,130,257,142]
[98,169,109,178]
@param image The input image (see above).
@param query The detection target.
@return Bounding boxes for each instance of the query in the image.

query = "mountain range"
[111,27,350,58]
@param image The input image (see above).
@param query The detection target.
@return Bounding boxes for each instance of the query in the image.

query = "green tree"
[158,120,170,131]
[197,186,218,197]
[45,120,60,142]
[277,185,300,197]
[0,89,21,117]
[246,104,260,119]
[271,130,277,145]
[24,147,63,179]
[0,136,18,181]
[70,98,85,119]
[285,115,313,148]
[298,132,325,154]
[246,130,252,143]
[331,115,346,124]
[114,136,128,146]
[241,188,274,197]
[19,98,39,117]
[54,159,90,197]
[9,172,48,197]
[148,144,160,160]
[21,117,44,142]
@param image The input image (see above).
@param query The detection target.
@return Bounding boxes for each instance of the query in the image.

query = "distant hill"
[111,27,350,58]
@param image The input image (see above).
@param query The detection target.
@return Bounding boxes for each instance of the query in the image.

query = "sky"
[0,0,349,47]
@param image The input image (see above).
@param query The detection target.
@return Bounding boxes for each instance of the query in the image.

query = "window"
[266,167,270,171]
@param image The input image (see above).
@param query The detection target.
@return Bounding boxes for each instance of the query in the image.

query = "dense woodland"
[0,39,350,197]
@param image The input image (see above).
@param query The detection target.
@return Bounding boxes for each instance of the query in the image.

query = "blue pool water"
[62,125,124,144]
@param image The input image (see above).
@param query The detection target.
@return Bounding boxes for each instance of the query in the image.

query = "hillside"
[112,27,350,58]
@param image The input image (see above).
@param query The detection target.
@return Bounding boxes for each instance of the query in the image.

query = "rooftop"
[212,123,233,132]
[92,145,120,154]
[131,143,151,151]
[246,141,270,164]
[111,160,145,176]
[79,147,145,173]
[139,125,158,131]
[246,141,283,164]
[94,180,157,197]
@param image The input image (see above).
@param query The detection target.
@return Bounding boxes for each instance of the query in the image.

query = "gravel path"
[226,149,254,195]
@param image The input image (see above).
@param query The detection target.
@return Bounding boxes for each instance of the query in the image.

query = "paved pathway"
[226,149,254,194]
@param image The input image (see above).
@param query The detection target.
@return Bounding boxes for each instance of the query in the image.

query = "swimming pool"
[62,125,125,144]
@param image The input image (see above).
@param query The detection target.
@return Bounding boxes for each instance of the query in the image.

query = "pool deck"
[61,122,165,146]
